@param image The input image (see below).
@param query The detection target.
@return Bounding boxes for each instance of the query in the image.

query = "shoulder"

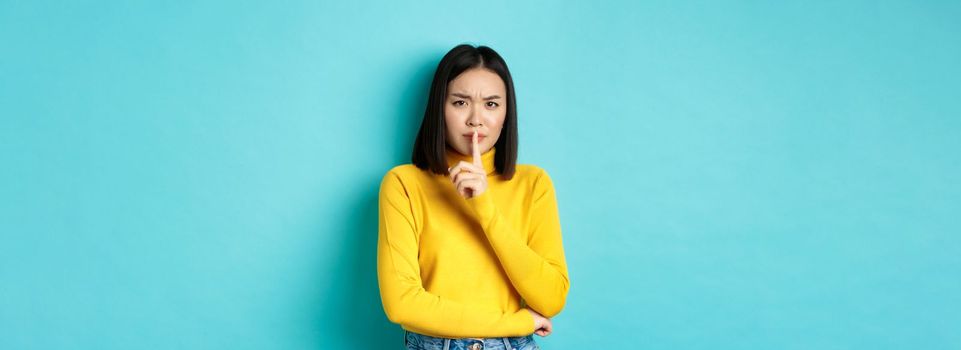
[514,164,554,188]
[381,164,420,183]
[383,164,423,178]
[514,163,546,177]
[379,164,432,191]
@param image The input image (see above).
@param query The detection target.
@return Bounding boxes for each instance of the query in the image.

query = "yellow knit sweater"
[377,145,570,338]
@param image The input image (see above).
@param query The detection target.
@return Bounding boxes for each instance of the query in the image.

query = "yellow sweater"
[377,145,570,338]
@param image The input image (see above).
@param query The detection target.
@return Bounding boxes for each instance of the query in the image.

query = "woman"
[377,44,570,350]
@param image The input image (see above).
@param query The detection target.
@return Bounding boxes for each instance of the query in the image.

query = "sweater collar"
[445,145,497,175]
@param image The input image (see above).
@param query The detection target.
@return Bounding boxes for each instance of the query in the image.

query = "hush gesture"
[448,130,488,199]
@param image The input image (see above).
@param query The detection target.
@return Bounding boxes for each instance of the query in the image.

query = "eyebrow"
[450,92,502,100]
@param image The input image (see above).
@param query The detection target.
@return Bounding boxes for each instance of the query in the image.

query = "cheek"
[443,109,456,130]
[444,123,457,140]
[445,106,464,123]
[490,111,506,130]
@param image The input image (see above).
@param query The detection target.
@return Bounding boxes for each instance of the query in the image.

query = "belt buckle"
[467,343,482,350]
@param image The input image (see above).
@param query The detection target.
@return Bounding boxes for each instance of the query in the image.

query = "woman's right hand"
[525,308,553,337]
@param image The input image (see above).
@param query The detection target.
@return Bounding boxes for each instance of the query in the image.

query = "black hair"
[411,44,518,180]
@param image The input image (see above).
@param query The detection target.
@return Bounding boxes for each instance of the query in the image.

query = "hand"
[525,308,553,337]
[448,130,488,199]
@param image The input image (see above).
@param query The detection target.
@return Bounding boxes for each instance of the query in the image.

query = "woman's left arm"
[466,168,570,318]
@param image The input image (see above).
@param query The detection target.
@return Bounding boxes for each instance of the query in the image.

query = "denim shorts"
[404,330,541,350]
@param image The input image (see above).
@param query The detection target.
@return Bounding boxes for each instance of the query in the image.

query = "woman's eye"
[453,100,466,106]
[486,102,499,108]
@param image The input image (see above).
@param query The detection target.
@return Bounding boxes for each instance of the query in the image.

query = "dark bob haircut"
[411,44,518,180]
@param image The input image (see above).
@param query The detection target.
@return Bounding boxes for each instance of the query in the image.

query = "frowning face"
[444,67,507,156]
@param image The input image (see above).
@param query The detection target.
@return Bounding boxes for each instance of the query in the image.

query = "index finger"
[472,130,481,166]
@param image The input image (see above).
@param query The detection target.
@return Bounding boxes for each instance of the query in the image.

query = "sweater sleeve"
[466,168,571,318]
[376,169,535,338]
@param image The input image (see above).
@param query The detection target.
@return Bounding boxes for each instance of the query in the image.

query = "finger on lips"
[472,130,482,166]
[448,133,486,198]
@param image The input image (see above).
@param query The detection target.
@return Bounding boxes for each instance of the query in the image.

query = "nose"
[467,110,483,127]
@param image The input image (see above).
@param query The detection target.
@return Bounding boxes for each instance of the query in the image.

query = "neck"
[445,145,497,175]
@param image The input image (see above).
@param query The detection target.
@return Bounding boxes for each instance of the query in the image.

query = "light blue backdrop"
[2,1,959,349]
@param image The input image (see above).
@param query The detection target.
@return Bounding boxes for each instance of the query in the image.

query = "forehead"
[447,68,505,95]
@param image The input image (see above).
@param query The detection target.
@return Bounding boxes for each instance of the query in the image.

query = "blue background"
[2,1,959,349]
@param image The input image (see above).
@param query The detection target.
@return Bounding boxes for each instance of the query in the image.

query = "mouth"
[463,134,486,141]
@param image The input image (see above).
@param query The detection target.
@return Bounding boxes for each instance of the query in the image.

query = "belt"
[441,337,515,350]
